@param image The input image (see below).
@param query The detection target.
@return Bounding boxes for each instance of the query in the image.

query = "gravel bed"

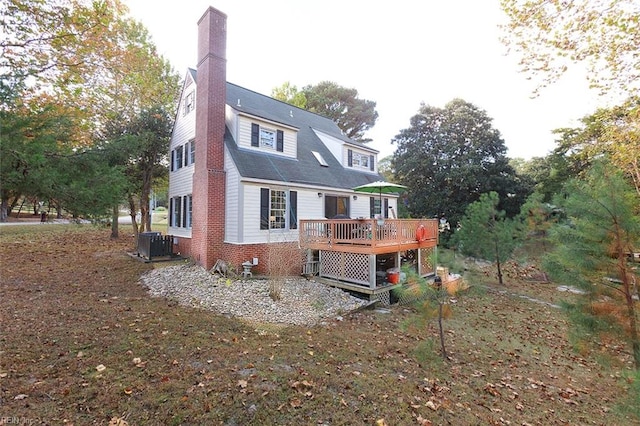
[140,264,368,326]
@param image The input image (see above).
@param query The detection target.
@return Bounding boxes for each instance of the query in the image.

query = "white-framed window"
[170,196,182,227]
[185,194,192,229]
[251,123,284,152]
[183,91,195,116]
[176,146,183,170]
[184,139,195,167]
[347,149,375,171]
[270,190,286,229]
[260,188,297,230]
[260,128,275,148]
[169,194,192,228]
[353,152,369,168]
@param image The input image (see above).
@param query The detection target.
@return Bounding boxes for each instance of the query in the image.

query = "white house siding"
[312,129,345,165]
[167,75,197,238]
[297,190,326,220]
[350,197,372,219]
[237,116,297,158]
[240,183,321,244]
[312,128,378,174]
[342,146,377,174]
[225,106,239,143]
[224,148,241,243]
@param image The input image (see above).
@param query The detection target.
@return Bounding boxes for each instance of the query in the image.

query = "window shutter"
[384,198,389,218]
[260,188,269,230]
[251,123,259,147]
[183,196,188,227]
[184,142,189,167]
[369,155,375,171]
[276,130,284,152]
[369,197,375,218]
[169,197,174,226]
[348,149,353,167]
[289,191,297,229]
[170,150,175,172]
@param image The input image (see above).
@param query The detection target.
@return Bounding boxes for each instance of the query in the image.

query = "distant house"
[167,6,394,274]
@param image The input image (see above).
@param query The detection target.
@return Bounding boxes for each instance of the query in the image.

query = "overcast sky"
[125,0,606,160]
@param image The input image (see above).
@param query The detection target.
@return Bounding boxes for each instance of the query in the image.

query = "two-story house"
[167,6,397,276]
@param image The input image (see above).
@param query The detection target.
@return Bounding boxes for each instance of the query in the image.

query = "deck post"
[369,255,376,289]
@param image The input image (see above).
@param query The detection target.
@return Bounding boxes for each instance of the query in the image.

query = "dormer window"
[251,123,284,152]
[260,128,275,148]
[353,152,369,168]
[347,149,375,171]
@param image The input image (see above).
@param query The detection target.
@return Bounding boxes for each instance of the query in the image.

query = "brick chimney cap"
[198,6,227,25]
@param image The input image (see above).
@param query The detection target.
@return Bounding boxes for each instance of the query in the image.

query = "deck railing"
[299,218,438,249]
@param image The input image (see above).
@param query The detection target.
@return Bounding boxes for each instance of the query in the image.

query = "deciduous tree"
[555,97,640,196]
[392,99,531,228]
[500,0,640,96]
[271,81,307,109]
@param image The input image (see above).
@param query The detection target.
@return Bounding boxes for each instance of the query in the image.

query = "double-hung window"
[183,91,195,116]
[169,194,192,229]
[347,149,375,171]
[260,188,297,230]
[251,123,284,152]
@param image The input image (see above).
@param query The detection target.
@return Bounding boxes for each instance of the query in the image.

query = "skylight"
[312,151,329,167]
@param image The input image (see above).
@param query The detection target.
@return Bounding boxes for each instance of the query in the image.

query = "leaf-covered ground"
[1,225,638,425]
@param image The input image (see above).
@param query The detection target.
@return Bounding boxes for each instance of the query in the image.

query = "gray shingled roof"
[189,67,383,191]
[225,82,383,190]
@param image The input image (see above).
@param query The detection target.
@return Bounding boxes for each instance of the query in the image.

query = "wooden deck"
[299,218,438,254]
[299,218,439,304]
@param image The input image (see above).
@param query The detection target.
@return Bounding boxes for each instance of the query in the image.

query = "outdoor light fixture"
[353,195,358,200]
[317,192,323,198]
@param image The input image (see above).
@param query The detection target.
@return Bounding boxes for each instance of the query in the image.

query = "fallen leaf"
[123,387,133,395]
[290,397,302,408]
[425,400,438,411]
[417,416,433,426]
[237,380,248,388]
[14,394,28,400]
[96,364,106,372]
[108,417,129,426]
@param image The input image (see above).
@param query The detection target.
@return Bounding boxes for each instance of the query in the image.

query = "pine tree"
[454,192,521,285]
[543,163,640,369]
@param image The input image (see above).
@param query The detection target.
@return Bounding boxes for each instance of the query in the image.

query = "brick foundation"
[173,238,303,276]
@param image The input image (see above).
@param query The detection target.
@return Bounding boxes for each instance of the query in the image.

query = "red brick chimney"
[191,7,227,269]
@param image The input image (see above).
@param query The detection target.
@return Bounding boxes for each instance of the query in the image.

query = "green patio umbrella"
[352,181,407,216]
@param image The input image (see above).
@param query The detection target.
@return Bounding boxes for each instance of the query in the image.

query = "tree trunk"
[128,195,139,240]
[438,300,448,360]
[55,201,62,219]
[140,167,152,233]
[618,245,639,369]
[110,205,119,239]
[0,198,8,222]
[495,239,504,285]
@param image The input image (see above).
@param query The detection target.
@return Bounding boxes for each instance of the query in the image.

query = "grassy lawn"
[0,225,638,425]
